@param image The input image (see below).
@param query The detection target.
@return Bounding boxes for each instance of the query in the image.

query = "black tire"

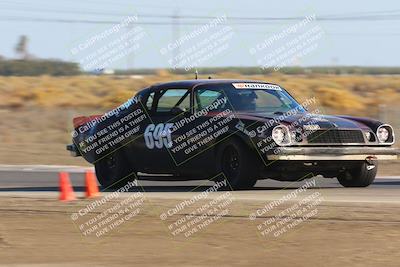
[216,138,259,190]
[337,161,378,187]
[94,151,136,190]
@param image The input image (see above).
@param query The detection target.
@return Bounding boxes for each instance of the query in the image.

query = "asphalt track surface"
[0,165,399,203]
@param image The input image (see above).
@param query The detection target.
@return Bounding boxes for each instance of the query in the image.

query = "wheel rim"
[222,146,240,178]
[104,155,119,182]
[106,155,116,169]
[107,154,135,182]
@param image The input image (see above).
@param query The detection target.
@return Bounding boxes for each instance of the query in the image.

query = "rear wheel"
[94,151,136,190]
[337,161,377,187]
[216,138,259,190]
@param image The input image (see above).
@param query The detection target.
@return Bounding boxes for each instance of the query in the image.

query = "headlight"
[364,131,371,141]
[377,128,388,142]
[272,125,291,146]
[364,131,375,142]
[376,124,394,144]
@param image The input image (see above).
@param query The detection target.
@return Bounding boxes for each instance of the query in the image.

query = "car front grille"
[307,129,365,144]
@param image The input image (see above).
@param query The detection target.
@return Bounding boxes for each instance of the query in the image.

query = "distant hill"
[0,59,81,76]
[115,66,400,76]
[1,59,400,76]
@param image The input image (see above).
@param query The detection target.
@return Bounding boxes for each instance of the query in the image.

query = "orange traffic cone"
[59,172,76,201]
[85,170,100,198]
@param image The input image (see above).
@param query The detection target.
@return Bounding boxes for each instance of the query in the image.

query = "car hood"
[232,112,368,129]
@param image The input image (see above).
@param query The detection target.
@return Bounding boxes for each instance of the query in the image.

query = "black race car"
[67,79,399,190]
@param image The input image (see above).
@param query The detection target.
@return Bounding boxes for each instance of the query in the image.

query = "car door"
[140,87,193,172]
[168,85,229,172]
[191,86,228,160]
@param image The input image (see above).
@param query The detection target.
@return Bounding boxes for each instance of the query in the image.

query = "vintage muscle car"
[67,80,399,189]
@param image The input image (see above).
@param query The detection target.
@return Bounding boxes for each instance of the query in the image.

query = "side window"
[156,89,191,113]
[195,89,224,111]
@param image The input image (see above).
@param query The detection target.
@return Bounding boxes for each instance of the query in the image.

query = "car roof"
[152,79,279,90]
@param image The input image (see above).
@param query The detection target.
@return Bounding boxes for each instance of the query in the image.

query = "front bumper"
[268,147,400,161]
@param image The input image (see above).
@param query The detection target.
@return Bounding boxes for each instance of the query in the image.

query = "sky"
[0,0,399,70]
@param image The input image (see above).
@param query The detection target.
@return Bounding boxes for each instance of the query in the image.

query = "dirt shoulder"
[0,196,399,266]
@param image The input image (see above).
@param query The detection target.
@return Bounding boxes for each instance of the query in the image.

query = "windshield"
[226,88,305,114]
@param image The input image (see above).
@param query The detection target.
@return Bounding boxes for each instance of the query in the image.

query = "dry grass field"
[0,72,399,172]
[1,72,400,112]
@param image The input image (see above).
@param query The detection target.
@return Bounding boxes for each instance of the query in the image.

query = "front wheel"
[337,161,378,187]
[216,138,259,190]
